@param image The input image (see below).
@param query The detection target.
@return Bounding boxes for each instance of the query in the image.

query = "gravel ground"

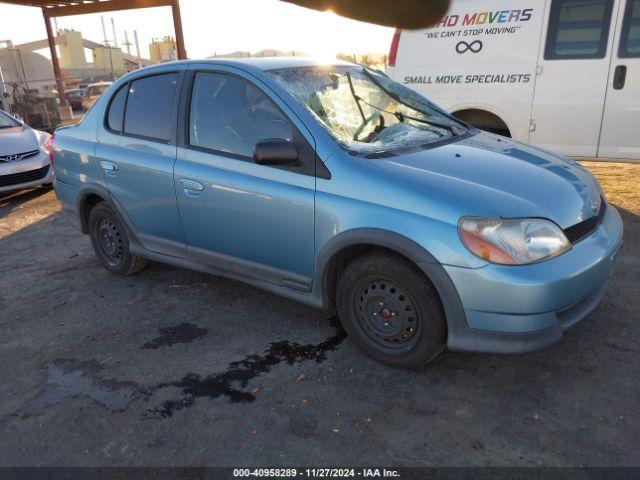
[0,161,638,467]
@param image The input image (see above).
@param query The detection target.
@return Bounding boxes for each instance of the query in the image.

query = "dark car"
[64,89,85,111]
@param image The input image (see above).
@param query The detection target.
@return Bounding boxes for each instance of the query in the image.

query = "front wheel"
[337,251,446,367]
[88,202,147,276]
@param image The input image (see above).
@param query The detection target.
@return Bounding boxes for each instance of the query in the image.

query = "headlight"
[458,217,571,265]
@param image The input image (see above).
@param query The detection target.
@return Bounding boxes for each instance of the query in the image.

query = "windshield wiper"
[361,68,466,135]
[353,95,454,136]
[346,72,367,123]
[393,110,457,135]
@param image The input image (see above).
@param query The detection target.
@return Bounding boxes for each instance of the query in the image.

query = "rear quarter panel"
[53,109,105,220]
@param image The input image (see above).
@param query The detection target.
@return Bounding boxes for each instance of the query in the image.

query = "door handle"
[179,178,204,192]
[100,161,118,175]
[613,65,627,90]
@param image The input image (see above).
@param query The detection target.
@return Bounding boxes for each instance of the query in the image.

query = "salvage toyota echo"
[52,58,623,367]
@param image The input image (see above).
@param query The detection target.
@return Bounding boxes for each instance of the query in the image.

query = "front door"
[174,69,316,290]
[531,0,617,157]
[598,0,640,159]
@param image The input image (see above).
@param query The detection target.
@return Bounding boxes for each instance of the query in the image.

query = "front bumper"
[444,204,623,353]
[0,151,53,193]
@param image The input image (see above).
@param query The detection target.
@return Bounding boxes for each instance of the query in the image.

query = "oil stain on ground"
[23,359,139,413]
[143,317,346,419]
[141,322,210,350]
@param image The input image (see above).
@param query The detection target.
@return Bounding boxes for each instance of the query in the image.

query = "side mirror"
[253,138,298,166]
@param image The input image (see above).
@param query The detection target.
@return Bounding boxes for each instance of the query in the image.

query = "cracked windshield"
[269,66,467,154]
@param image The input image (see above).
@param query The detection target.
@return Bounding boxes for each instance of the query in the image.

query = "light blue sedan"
[52,58,623,367]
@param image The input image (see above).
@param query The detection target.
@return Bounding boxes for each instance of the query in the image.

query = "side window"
[620,0,640,57]
[189,72,294,158]
[545,0,614,60]
[123,73,178,141]
[106,83,128,132]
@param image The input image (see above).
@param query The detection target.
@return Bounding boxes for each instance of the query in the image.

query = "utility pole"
[101,16,114,80]
[123,31,132,56]
[133,30,142,69]
[111,18,118,48]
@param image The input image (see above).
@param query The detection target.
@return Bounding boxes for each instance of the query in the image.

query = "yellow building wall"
[58,30,86,69]
[93,47,126,74]
[149,37,176,63]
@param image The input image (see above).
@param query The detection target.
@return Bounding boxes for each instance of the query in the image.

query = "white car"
[387,0,640,160]
[0,109,54,193]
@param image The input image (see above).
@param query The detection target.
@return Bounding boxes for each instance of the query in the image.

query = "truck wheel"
[336,251,446,367]
[88,203,147,276]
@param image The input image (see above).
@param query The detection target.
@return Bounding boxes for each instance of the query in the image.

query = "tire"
[336,251,446,367]
[88,202,147,276]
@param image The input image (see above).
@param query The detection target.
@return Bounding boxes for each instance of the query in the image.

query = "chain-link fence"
[1,71,123,132]
[2,82,60,132]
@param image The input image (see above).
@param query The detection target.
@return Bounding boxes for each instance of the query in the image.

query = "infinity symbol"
[456,40,483,54]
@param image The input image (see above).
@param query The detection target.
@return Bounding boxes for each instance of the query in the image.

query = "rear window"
[620,0,640,57]
[545,0,614,59]
[123,73,178,141]
[106,84,128,132]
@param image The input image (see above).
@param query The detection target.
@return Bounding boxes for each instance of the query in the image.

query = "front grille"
[0,165,50,187]
[0,149,40,163]
[563,199,607,244]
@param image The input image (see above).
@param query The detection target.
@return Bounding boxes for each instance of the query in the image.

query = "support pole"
[42,8,67,106]
[134,30,142,69]
[171,0,187,60]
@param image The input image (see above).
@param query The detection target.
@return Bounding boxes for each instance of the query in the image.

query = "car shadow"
[0,186,53,218]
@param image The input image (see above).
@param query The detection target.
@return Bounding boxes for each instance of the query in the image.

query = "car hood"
[0,125,41,155]
[377,132,601,229]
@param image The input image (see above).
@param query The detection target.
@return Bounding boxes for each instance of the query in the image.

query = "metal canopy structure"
[0,0,187,106]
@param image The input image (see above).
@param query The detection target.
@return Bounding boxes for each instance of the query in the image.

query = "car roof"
[170,56,356,71]
[207,57,354,70]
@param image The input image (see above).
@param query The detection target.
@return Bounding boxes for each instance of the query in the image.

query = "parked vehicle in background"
[0,109,53,193]
[52,59,622,367]
[81,82,113,111]
[388,0,640,160]
[64,89,85,111]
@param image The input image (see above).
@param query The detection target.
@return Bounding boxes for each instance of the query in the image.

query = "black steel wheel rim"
[96,216,124,267]
[356,279,419,350]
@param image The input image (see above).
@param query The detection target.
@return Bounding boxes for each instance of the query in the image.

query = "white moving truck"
[387,0,640,160]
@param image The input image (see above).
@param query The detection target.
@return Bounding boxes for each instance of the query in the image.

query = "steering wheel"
[353,112,383,142]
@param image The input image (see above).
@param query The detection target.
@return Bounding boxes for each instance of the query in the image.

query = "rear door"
[598,0,640,159]
[530,0,617,157]
[96,71,186,257]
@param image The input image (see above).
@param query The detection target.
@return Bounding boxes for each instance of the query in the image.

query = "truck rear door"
[530,0,618,157]
[598,0,640,159]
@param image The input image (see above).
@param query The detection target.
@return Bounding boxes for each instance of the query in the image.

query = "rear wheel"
[88,203,147,276]
[336,251,446,367]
